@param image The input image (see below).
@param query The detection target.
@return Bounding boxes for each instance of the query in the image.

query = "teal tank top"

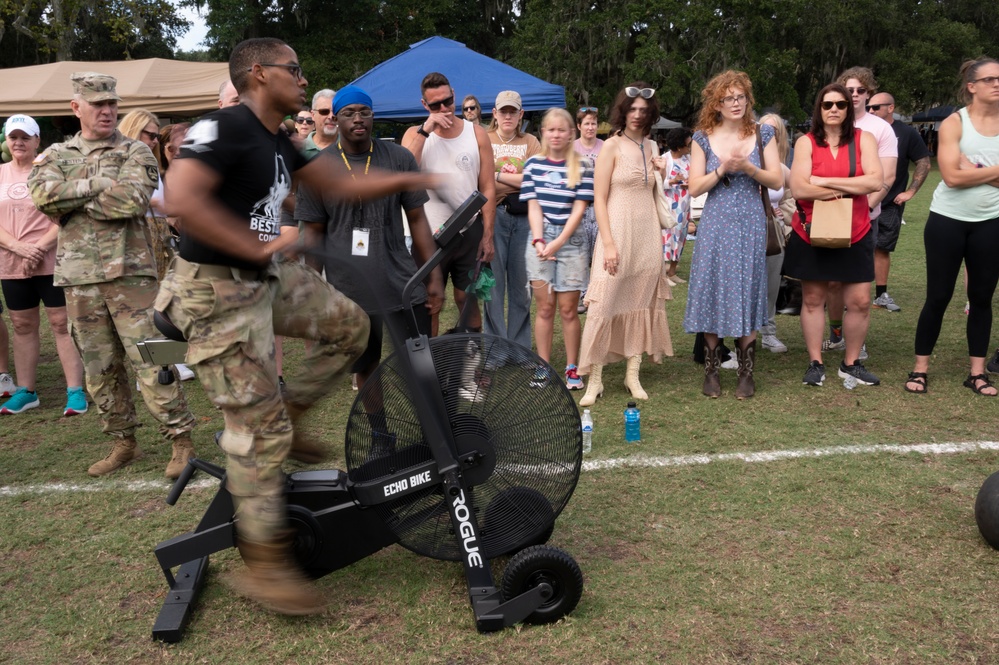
[930,107,999,221]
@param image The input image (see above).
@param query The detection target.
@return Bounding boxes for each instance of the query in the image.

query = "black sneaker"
[838,360,880,386]
[802,360,825,386]
[988,348,999,374]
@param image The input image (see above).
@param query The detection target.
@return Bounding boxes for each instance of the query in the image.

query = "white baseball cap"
[4,114,40,138]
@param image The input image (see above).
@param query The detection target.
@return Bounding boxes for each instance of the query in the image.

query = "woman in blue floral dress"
[684,70,783,400]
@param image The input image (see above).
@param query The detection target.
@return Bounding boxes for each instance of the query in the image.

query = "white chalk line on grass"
[3,440,999,498]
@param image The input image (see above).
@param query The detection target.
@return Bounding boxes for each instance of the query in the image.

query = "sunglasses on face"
[425,95,455,111]
[140,130,159,142]
[821,100,849,110]
[866,104,886,111]
[845,87,867,95]
[295,116,315,124]
[313,108,332,116]
[462,105,478,112]
[625,87,655,99]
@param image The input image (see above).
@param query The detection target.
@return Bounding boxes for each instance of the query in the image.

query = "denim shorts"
[525,220,590,292]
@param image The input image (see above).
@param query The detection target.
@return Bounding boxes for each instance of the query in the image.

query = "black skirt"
[782,227,874,283]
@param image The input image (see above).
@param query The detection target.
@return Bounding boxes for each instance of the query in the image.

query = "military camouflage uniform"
[155,256,368,542]
[28,129,195,441]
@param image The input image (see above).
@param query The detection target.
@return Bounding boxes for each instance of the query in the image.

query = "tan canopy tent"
[0,58,230,116]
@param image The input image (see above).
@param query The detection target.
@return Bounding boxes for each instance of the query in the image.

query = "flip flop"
[963,373,997,396]
[904,372,928,394]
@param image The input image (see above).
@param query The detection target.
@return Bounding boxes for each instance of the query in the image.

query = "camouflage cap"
[71,72,121,103]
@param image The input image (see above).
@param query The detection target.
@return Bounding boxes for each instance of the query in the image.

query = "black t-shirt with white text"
[177,104,309,269]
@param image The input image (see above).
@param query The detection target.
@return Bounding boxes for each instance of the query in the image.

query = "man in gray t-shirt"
[294,85,443,390]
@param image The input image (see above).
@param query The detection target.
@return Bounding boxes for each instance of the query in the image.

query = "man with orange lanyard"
[293,85,444,391]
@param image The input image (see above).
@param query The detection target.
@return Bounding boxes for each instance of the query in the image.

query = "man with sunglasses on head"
[867,91,931,312]
[402,72,496,335]
[820,67,898,355]
[158,38,439,616]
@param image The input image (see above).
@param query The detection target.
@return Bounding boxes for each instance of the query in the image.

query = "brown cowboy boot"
[735,339,757,400]
[88,436,141,477]
[229,531,327,615]
[703,344,722,398]
[284,402,331,464]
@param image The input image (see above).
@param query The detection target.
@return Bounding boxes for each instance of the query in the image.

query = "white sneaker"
[720,351,738,370]
[0,372,15,398]
[872,292,901,312]
[175,363,196,381]
[761,334,788,353]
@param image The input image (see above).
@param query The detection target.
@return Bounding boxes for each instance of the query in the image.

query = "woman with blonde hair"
[118,110,194,381]
[685,70,783,399]
[521,108,594,390]
[578,82,672,406]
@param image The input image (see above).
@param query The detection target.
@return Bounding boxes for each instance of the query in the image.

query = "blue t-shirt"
[519,157,594,225]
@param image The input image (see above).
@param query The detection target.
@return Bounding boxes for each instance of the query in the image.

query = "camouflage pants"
[65,276,195,440]
[155,257,369,543]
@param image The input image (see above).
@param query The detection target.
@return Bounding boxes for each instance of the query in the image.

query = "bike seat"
[153,310,187,343]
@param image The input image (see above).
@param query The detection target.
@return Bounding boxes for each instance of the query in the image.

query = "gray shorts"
[876,203,903,252]
[525,221,590,292]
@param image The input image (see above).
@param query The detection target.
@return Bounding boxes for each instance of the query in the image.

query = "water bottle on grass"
[581,409,593,454]
[624,402,640,442]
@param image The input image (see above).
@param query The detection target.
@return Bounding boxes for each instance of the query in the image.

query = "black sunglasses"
[295,116,315,124]
[462,105,478,112]
[140,129,160,142]
[821,100,849,110]
[866,104,886,111]
[845,86,867,95]
[425,95,455,112]
[313,108,332,116]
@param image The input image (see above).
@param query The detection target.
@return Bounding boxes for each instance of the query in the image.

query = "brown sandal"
[964,373,997,396]
[904,372,928,394]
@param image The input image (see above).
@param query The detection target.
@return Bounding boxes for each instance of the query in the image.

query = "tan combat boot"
[229,532,327,615]
[88,437,141,477]
[165,434,196,479]
[284,402,330,464]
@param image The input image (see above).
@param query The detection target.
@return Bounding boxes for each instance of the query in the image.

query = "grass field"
[4,165,999,664]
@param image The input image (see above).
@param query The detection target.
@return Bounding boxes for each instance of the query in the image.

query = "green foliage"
[0,0,189,65]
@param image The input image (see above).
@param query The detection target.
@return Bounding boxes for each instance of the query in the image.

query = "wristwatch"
[416,125,430,138]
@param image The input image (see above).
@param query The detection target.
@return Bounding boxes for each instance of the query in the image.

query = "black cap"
[627,401,637,408]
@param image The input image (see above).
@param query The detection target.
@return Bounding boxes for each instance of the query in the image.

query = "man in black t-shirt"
[294,85,443,391]
[157,38,438,616]
[867,92,931,312]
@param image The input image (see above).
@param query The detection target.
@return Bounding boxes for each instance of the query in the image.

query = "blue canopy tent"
[348,37,566,120]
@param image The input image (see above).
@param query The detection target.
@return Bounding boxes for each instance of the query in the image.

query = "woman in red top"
[787,83,883,387]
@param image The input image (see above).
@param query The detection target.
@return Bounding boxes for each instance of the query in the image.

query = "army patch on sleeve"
[146,165,159,183]
[32,152,48,165]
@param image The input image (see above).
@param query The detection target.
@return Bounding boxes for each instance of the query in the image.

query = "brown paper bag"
[809,197,852,248]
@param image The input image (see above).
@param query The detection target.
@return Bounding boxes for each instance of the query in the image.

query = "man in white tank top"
[403,72,496,334]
